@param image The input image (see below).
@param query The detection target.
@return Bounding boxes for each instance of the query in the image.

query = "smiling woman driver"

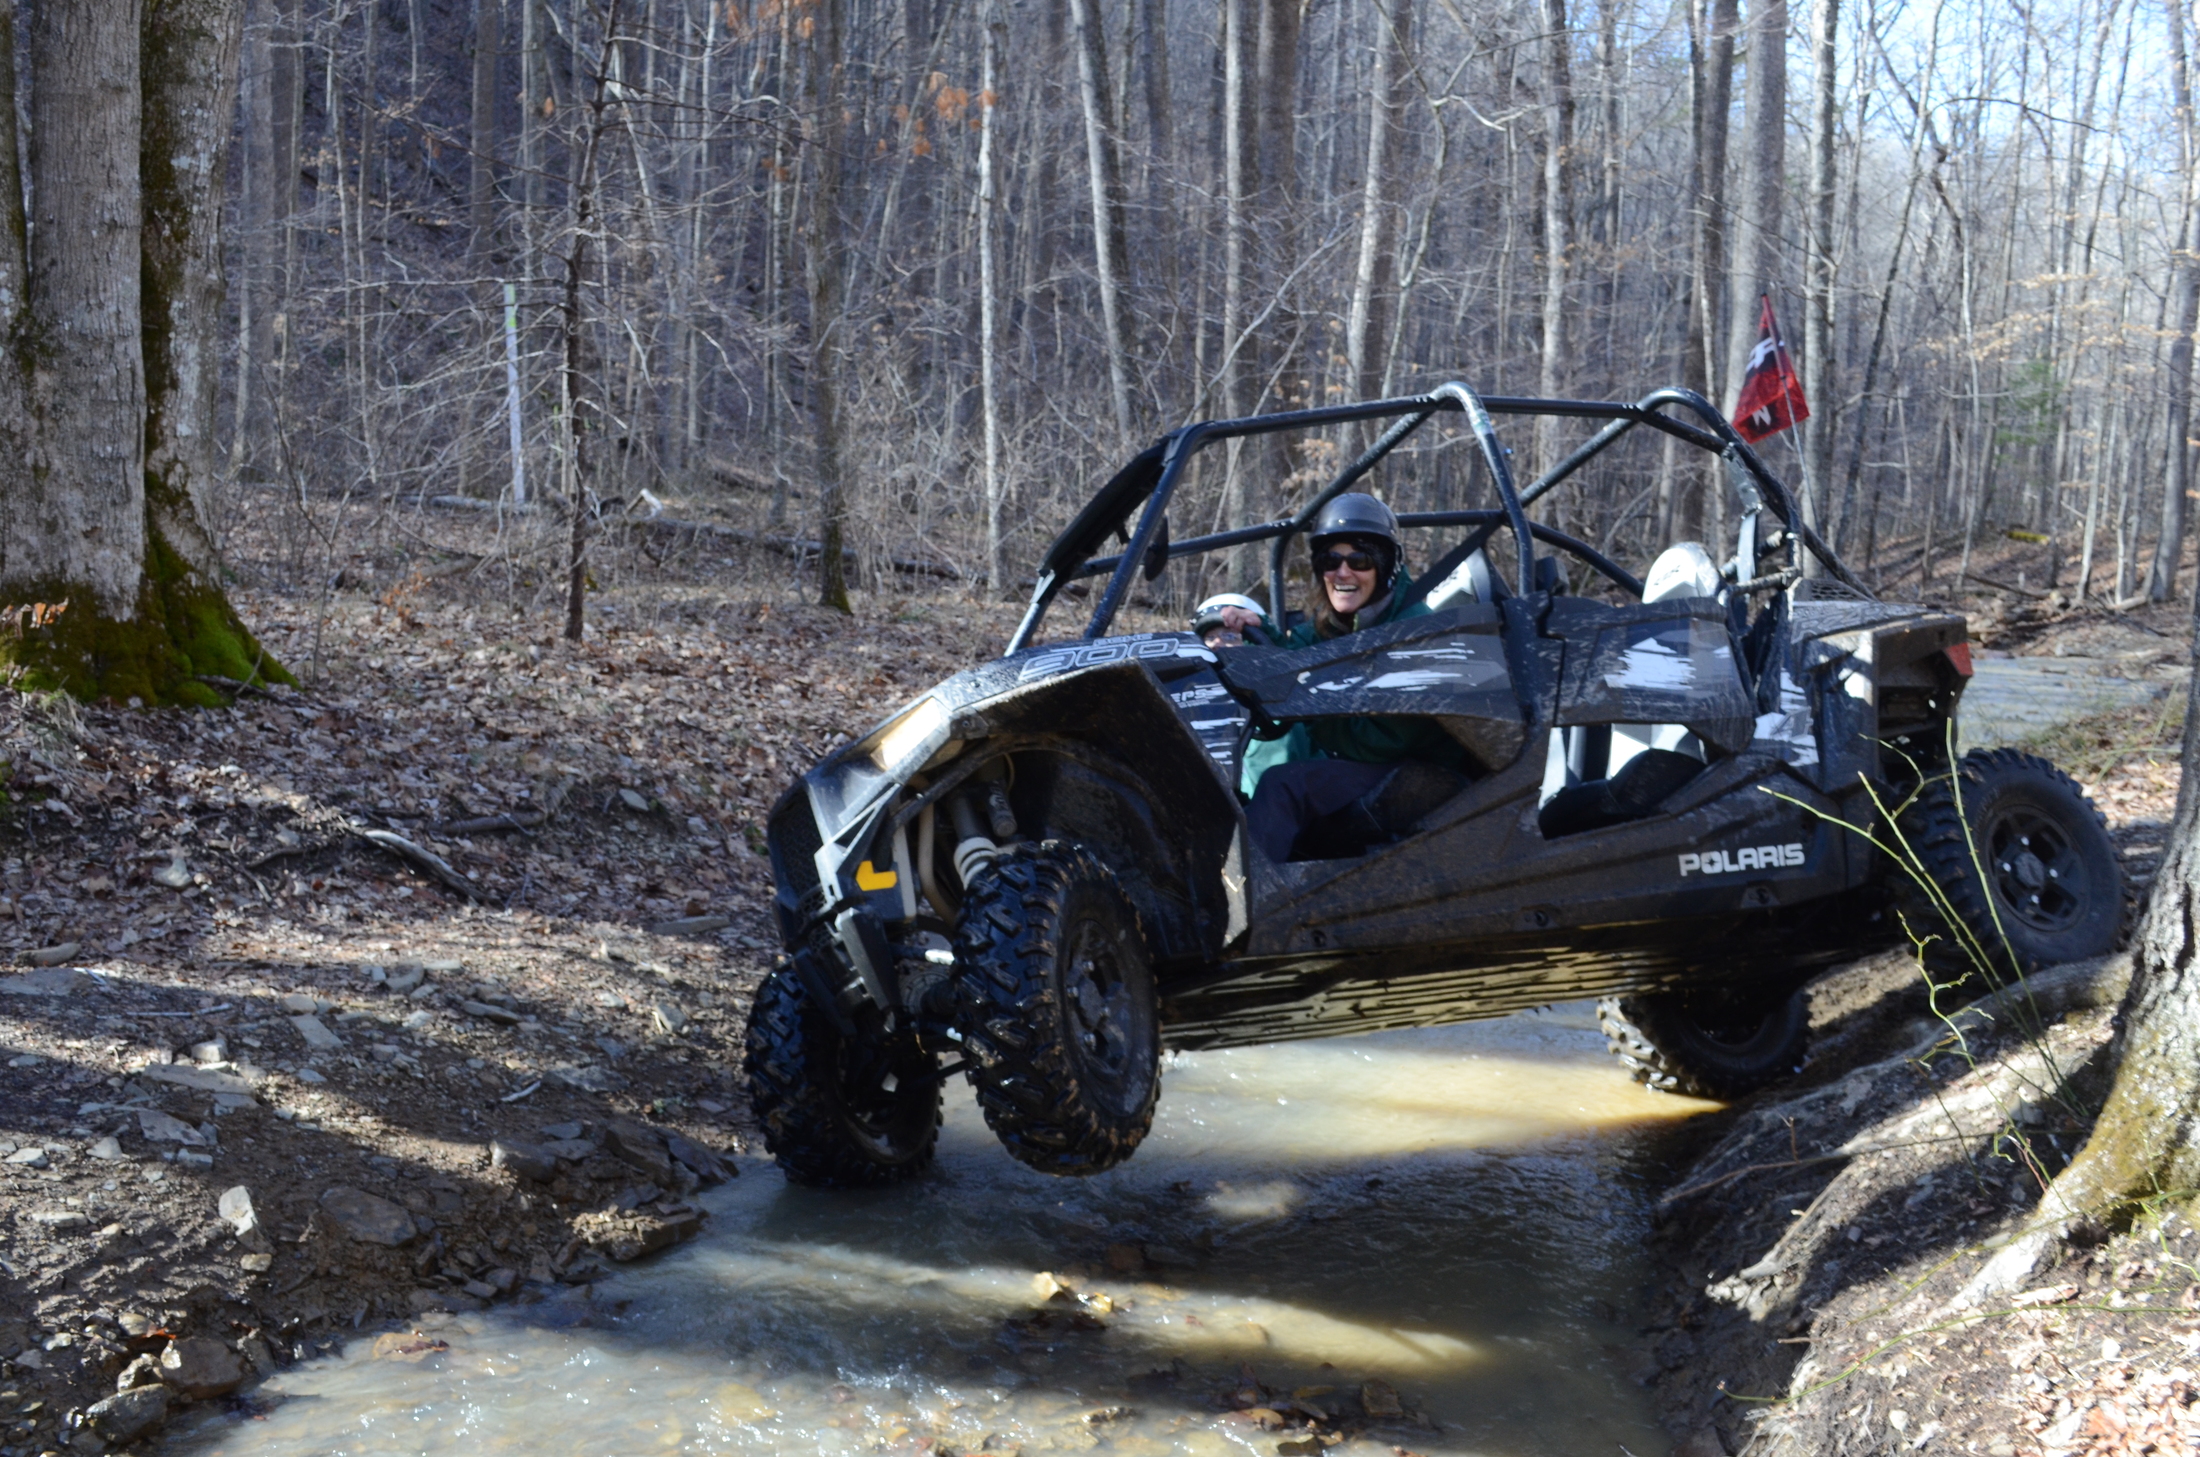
[1242,493,1469,862]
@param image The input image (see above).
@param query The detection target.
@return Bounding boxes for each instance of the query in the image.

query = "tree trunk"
[1344,0,1412,405]
[978,0,1007,595]
[1724,0,1787,416]
[1067,0,1135,442]
[0,0,283,704]
[2149,0,2198,602]
[1798,0,1838,556]
[471,0,501,247]
[1536,0,1575,477]
[805,0,854,613]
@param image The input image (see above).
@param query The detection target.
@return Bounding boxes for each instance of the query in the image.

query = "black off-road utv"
[744,383,2122,1186]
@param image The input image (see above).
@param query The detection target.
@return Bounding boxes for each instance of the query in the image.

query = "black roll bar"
[1001,384,1867,655]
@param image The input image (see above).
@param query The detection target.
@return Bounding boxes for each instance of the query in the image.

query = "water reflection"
[164,1005,1713,1457]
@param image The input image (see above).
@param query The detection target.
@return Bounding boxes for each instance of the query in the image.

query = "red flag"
[1731,294,1811,443]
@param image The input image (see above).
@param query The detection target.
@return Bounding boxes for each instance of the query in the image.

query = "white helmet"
[1193,592,1265,621]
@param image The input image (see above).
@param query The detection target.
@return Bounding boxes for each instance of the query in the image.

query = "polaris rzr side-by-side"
[744,382,2122,1187]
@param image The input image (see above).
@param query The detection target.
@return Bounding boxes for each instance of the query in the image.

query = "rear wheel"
[743,967,941,1187]
[1890,748,2122,981]
[1597,988,1809,1099]
[953,842,1161,1175]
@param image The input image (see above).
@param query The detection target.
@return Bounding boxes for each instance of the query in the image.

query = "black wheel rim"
[832,1023,930,1157]
[1983,802,2087,934]
[1061,904,1148,1106]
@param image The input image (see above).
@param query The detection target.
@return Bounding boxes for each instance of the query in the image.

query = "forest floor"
[0,515,2195,1455]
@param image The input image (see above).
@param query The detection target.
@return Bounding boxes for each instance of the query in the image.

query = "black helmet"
[1309,493,1402,590]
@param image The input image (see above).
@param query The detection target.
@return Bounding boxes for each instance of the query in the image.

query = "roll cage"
[1004,383,1872,655]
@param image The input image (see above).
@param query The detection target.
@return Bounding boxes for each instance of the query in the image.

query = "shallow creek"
[164,1006,1716,1457]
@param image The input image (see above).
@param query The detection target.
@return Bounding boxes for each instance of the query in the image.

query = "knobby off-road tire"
[743,967,941,1188]
[1890,747,2122,982]
[953,841,1161,1176]
[1597,989,1810,1099]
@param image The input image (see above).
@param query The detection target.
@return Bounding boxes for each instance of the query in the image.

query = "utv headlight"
[867,697,951,776]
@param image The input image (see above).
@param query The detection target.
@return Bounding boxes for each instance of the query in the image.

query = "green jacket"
[1249,571,1468,779]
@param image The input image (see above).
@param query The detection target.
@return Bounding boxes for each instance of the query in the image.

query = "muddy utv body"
[745,383,2122,1186]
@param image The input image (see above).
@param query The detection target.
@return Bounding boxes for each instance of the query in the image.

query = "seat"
[1537,747,1705,838]
[1536,541,1719,836]
[1423,548,1500,610]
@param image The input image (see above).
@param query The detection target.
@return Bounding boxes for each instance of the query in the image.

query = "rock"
[370,1332,450,1363]
[85,1137,127,1162]
[218,1186,273,1252]
[401,1010,433,1030]
[289,1015,342,1049]
[117,1313,155,1340]
[20,941,84,967]
[665,1132,733,1185]
[115,1354,161,1390]
[384,964,426,994]
[150,853,192,890]
[540,1138,595,1163]
[406,1288,480,1314]
[32,1210,90,1231]
[369,1043,401,1062]
[596,1036,628,1060]
[549,1063,626,1093]
[240,1253,273,1273]
[646,915,731,938]
[140,1063,254,1096]
[1672,1427,1726,1457]
[540,1121,586,1141]
[1,965,92,994]
[211,1092,258,1114]
[295,1067,327,1085]
[490,1140,558,1183]
[460,999,522,1024]
[485,1266,518,1293]
[158,1336,245,1399]
[651,1001,690,1034]
[84,1385,169,1444]
[136,1109,207,1146]
[1104,1243,1146,1274]
[460,1278,497,1300]
[422,959,464,974]
[602,1118,675,1183]
[619,787,652,811]
[572,1203,707,1262]
[1360,1380,1404,1418]
[186,1039,227,1065]
[278,993,322,1014]
[318,1186,419,1246]
[6,1145,50,1168]
[176,1150,215,1169]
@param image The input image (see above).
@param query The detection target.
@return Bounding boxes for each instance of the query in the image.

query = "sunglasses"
[1314,549,1380,575]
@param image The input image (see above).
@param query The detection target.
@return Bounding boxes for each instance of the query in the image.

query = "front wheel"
[953,841,1161,1176]
[743,966,941,1187]
[1598,988,1809,1099]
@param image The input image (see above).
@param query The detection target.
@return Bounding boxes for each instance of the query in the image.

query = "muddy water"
[164,1007,1714,1457]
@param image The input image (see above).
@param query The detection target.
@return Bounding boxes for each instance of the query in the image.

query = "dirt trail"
[0,581,1005,1453]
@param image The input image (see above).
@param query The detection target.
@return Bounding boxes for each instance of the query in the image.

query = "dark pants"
[1245,758,1395,864]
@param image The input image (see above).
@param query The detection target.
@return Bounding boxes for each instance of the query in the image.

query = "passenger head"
[1191,592,1266,647]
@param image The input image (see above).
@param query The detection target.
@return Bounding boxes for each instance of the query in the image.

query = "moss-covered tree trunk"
[0,0,284,707]
[2053,671,2200,1204]
[1962,654,2200,1303]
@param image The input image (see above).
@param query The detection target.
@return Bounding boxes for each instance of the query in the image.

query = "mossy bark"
[0,0,284,706]
[0,526,290,706]
[2048,663,2200,1217]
